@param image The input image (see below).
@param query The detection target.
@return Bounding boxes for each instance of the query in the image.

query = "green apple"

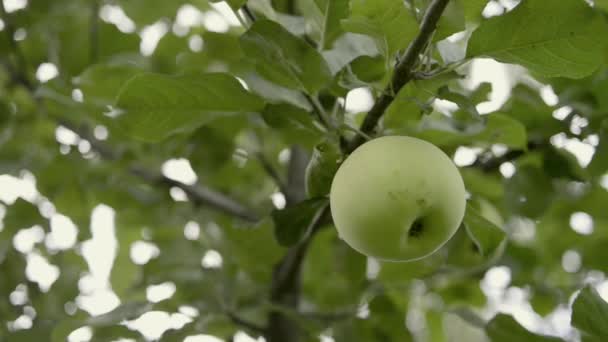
[329,136,466,261]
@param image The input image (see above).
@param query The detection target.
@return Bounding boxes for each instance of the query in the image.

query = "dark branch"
[242,4,257,23]
[59,123,260,222]
[255,151,289,196]
[266,205,330,342]
[348,0,451,151]
[225,311,266,334]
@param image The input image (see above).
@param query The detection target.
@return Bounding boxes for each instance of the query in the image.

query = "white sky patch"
[126,311,192,340]
[569,212,594,235]
[499,162,516,178]
[46,214,78,250]
[13,27,26,40]
[453,146,479,167]
[271,192,286,209]
[366,258,380,280]
[179,305,200,318]
[25,252,60,292]
[170,187,189,202]
[188,35,204,52]
[563,139,595,167]
[562,250,582,273]
[482,1,505,18]
[13,225,45,254]
[184,335,224,342]
[11,315,33,330]
[184,221,200,240]
[3,0,28,13]
[278,148,291,165]
[68,326,92,342]
[176,4,203,27]
[481,266,511,295]
[202,11,230,33]
[345,87,374,113]
[77,288,120,316]
[99,4,136,33]
[596,280,608,303]
[540,85,559,106]
[201,249,223,269]
[78,140,92,154]
[77,205,120,316]
[130,240,160,265]
[9,285,28,306]
[56,125,80,145]
[71,88,84,103]
[463,58,518,114]
[210,2,242,26]
[140,21,168,56]
[0,19,4,31]
[0,174,39,205]
[36,62,58,83]
[146,282,176,303]
[94,125,109,140]
[552,106,572,121]
[507,216,536,244]
[162,158,198,185]
[601,174,608,191]
[233,331,266,342]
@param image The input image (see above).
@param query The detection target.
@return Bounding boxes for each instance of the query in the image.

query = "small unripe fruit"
[329,136,466,261]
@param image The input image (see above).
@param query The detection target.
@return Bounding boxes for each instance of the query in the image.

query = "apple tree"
[1,0,608,341]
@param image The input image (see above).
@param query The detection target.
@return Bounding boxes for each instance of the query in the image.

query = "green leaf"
[75,63,145,107]
[298,0,350,49]
[572,286,608,341]
[272,198,329,246]
[305,140,342,198]
[262,103,324,148]
[86,302,153,327]
[597,0,608,12]
[414,112,527,149]
[209,0,246,11]
[322,33,379,75]
[341,0,419,58]
[384,72,459,128]
[240,19,332,94]
[113,72,265,142]
[462,202,506,258]
[505,165,554,219]
[457,0,488,22]
[3,198,45,233]
[486,314,563,342]
[302,228,367,310]
[467,0,608,78]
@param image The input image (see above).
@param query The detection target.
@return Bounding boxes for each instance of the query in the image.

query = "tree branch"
[225,311,266,335]
[57,120,261,222]
[347,0,451,151]
[0,9,262,224]
[266,205,330,342]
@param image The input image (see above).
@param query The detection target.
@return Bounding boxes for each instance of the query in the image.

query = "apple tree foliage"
[1,0,608,341]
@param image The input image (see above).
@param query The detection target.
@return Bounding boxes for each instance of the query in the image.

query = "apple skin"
[329,136,466,261]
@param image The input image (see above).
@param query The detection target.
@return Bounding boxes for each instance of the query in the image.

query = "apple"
[329,135,466,261]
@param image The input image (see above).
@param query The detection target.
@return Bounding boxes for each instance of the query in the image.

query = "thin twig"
[348,0,452,151]
[256,152,289,195]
